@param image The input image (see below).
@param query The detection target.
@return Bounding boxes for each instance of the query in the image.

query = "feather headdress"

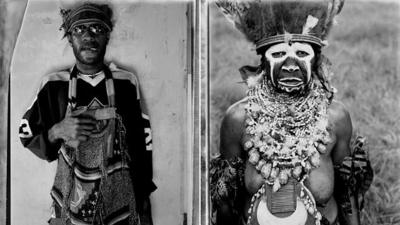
[216,0,344,52]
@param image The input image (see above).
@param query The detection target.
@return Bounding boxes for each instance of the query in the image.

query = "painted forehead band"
[256,34,324,50]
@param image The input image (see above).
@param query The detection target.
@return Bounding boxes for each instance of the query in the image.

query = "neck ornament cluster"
[244,80,331,224]
[245,80,331,189]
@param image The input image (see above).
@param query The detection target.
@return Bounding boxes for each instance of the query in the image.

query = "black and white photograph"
[2,0,196,224]
[0,0,399,225]
[208,0,399,225]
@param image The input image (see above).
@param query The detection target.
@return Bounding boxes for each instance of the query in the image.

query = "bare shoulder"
[220,98,248,158]
[224,98,248,126]
[328,100,352,136]
[328,100,353,163]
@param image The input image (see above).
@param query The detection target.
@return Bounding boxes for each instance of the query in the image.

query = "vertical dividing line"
[197,0,202,224]
[6,73,10,225]
[192,1,201,225]
[0,3,7,225]
[185,2,194,225]
[200,0,209,225]
[206,2,210,225]
[5,2,28,224]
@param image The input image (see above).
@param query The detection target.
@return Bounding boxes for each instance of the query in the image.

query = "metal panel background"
[10,1,191,225]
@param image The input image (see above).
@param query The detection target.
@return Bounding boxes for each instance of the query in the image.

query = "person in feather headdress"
[210,1,373,225]
[18,2,156,224]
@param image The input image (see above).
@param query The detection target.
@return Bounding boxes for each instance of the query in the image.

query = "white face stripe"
[264,42,315,86]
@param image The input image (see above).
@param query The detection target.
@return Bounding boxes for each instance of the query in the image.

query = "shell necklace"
[244,79,331,224]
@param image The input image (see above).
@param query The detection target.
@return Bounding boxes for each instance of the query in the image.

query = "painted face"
[264,42,315,93]
[68,23,109,66]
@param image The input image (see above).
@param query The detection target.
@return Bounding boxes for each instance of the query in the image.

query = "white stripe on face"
[264,42,315,87]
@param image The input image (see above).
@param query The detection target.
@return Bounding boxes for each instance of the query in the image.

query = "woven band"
[256,34,325,50]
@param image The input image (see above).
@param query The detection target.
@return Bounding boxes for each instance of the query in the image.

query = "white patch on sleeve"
[321,40,329,46]
[110,65,141,100]
[302,15,319,34]
[19,119,33,138]
[142,113,150,120]
[333,18,338,26]
[144,127,153,151]
[146,143,153,151]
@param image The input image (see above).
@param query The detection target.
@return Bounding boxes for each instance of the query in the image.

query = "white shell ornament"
[270,167,279,179]
[293,166,303,179]
[249,150,260,165]
[244,140,253,150]
[256,159,267,170]
[279,169,289,184]
[317,143,327,154]
[310,153,320,167]
[261,163,272,179]
[272,180,281,192]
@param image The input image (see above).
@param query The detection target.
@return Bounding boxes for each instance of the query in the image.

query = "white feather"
[302,15,319,34]
[246,71,264,88]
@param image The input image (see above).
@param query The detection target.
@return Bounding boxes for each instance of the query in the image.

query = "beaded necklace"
[244,79,332,224]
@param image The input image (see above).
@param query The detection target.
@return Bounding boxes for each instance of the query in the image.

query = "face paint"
[264,42,315,93]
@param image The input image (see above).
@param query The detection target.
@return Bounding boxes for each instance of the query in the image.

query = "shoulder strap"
[68,65,115,110]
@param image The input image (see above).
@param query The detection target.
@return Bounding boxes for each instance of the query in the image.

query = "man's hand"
[48,115,97,144]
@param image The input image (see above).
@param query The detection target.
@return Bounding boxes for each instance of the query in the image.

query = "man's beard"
[73,44,106,66]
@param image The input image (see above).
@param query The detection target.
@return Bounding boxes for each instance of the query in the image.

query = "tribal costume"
[211,1,373,225]
[19,63,156,224]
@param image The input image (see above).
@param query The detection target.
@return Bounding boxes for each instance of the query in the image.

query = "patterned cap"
[216,0,344,52]
[60,2,113,36]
